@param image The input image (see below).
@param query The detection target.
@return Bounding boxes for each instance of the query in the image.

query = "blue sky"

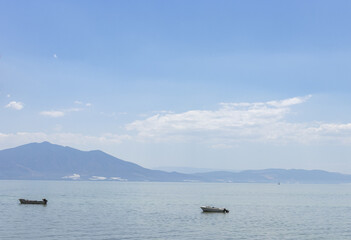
[1,0,351,173]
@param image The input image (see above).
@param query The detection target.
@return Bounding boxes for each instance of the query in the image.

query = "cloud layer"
[126,95,351,146]
[2,96,351,151]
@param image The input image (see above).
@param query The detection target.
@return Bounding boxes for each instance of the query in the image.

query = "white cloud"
[5,101,24,110]
[125,95,351,146]
[110,177,128,181]
[62,173,80,180]
[53,54,58,59]
[126,96,307,140]
[89,176,106,180]
[40,111,65,117]
[267,95,312,107]
[74,101,92,107]
[39,103,90,118]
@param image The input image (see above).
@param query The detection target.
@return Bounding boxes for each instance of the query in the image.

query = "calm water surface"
[1,181,351,239]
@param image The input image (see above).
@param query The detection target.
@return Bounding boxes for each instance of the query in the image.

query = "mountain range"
[1,142,351,183]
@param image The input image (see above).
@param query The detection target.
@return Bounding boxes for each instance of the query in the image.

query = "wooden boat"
[19,198,48,205]
[201,206,229,213]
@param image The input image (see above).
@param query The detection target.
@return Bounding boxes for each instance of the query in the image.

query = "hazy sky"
[1,0,351,173]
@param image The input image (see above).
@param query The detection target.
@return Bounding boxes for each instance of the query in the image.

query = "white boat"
[201,206,229,213]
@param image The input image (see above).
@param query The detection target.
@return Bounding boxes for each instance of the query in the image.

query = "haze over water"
[1,181,351,240]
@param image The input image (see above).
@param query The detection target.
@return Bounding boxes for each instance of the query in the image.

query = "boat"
[201,206,229,213]
[19,198,48,205]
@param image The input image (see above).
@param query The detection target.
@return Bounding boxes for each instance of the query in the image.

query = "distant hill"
[1,142,351,183]
[195,169,351,184]
[154,166,236,174]
[0,142,191,181]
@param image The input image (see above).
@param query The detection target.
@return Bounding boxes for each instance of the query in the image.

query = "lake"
[1,181,351,239]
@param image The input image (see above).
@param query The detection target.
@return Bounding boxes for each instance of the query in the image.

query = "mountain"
[154,166,237,174]
[194,169,351,184]
[1,142,351,183]
[0,142,192,181]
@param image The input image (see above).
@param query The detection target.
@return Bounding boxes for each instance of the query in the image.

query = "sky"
[1,0,351,173]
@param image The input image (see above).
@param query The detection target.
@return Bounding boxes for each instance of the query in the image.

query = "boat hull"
[19,199,47,205]
[201,206,229,213]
